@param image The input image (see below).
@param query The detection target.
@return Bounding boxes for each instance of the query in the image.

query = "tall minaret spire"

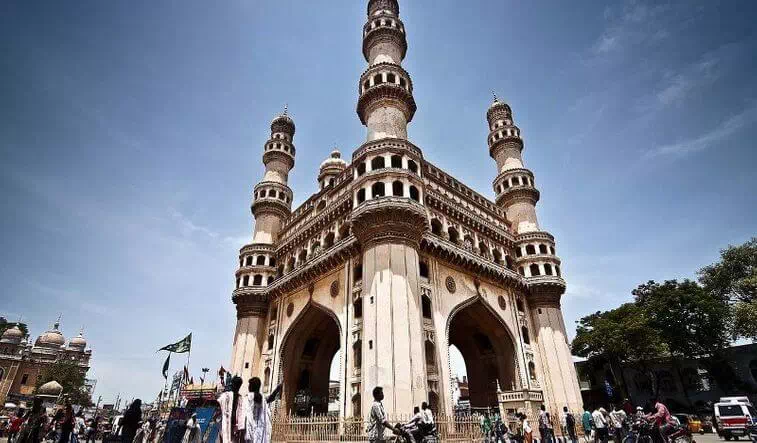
[357,0,416,141]
[229,109,296,385]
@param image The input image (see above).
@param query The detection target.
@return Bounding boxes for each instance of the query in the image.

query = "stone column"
[528,287,582,411]
[230,297,268,392]
[352,198,429,417]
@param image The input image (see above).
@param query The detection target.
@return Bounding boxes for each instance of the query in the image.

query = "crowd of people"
[0,398,102,443]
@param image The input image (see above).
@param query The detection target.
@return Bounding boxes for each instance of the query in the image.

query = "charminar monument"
[229,0,581,419]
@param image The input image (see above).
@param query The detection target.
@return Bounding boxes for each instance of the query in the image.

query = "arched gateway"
[278,303,341,416]
[448,299,519,408]
[228,0,582,429]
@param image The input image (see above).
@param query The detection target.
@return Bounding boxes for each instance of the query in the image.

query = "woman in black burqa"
[120,399,142,443]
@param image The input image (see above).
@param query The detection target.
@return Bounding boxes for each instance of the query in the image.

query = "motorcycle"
[623,419,656,443]
[393,421,439,443]
[667,422,695,443]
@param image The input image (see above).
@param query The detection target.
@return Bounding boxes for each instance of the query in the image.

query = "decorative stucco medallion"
[445,276,456,293]
[498,295,507,310]
[286,302,294,317]
[330,280,340,297]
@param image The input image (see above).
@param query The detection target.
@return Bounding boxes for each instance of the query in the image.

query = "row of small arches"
[363,17,405,36]
[239,254,276,268]
[490,119,513,130]
[236,274,275,288]
[429,218,516,270]
[254,188,291,203]
[361,70,410,94]
[264,140,295,156]
[489,127,521,144]
[355,154,419,177]
[355,180,421,204]
[517,263,561,278]
[496,175,533,193]
[271,132,291,142]
[515,243,555,257]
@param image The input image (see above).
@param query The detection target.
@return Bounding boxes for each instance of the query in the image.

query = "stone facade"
[0,319,92,405]
[228,0,581,419]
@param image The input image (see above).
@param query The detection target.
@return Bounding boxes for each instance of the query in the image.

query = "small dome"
[68,330,87,349]
[1,325,24,344]
[36,380,63,397]
[320,150,347,171]
[35,320,65,349]
[270,106,295,135]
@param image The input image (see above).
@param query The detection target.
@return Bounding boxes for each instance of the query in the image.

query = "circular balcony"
[351,196,428,249]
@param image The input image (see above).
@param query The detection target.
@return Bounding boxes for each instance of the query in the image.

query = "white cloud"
[645,102,757,158]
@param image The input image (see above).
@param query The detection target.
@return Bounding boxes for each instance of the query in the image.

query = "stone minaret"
[230,109,295,383]
[487,98,582,411]
[351,0,429,416]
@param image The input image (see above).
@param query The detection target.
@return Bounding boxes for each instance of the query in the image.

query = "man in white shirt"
[592,408,608,443]
[420,402,434,425]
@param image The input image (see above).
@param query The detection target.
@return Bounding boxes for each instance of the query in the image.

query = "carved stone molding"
[351,197,428,249]
[357,82,417,125]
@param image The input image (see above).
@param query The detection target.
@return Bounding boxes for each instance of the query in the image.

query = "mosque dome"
[486,97,512,122]
[319,150,347,171]
[68,330,87,350]
[34,320,66,349]
[270,107,295,135]
[36,380,63,398]
[1,325,24,344]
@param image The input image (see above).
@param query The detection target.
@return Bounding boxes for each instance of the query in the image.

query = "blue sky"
[1,0,756,404]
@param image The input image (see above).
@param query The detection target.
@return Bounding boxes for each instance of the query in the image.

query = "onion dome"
[1,325,24,344]
[68,329,87,350]
[36,380,63,398]
[318,150,347,189]
[270,106,295,136]
[34,319,65,349]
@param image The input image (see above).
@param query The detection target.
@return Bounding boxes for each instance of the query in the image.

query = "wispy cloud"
[645,102,757,159]
[651,52,720,108]
[590,1,670,57]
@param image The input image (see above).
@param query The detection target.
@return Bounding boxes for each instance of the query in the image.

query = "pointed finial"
[283,103,288,116]
[492,91,498,102]
[54,313,62,329]
[79,326,84,336]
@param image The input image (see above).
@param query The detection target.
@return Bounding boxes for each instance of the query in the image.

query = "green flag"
[162,353,170,379]
[158,333,192,353]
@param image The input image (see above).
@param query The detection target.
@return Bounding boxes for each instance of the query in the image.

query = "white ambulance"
[714,397,756,441]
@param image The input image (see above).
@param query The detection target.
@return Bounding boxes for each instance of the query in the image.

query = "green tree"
[633,279,731,405]
[698,237,757,339]
[572,303,667,403]
[0,317,29,337]
[35,360,92,406]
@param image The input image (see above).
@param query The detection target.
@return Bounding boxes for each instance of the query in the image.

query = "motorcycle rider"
[404,407,425,443]
[644,398,675,443]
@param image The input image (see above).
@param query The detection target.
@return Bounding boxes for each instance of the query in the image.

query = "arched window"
[353,263,363,282]
[539,244,548,254]
[371,181,385,198]
[448,227,459,243]
[357,162,366,176]
[352,394,361,418]
[513,177,521,186]
[323,232,335,248]
[253,275,263,286]
[525,244,536,255]
[354,298,363,318]
[430,219,443,236]
[263,367,271,391]
[339,223,350,240]
[242,275,250,286]
[522,326,530,344]
[409,185,419,202]
[256,256,266,266]
[555,265,561,277]
[386,73,396,84]
[518,267,525,276]
[371,156,386,170]
[407,160,418,174]
[392,180,403,197]
[529,264,540,276]
[245,256,253,266]
[478,242,490,259]
[493,249,502,264]
[544,264,553,275]
[391,155,402,168]
[267,276,274,285]
[399,77,406,88]
[357,188,366,204]
[353,340,362,369]
[422,295,432,319]
[425,340,436,371]
[419,260,429,279]
[516,298,525,312]
[269,257,276,267]
[515,248,523,258]
[505,255,514,270]
[528,361,537,381]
